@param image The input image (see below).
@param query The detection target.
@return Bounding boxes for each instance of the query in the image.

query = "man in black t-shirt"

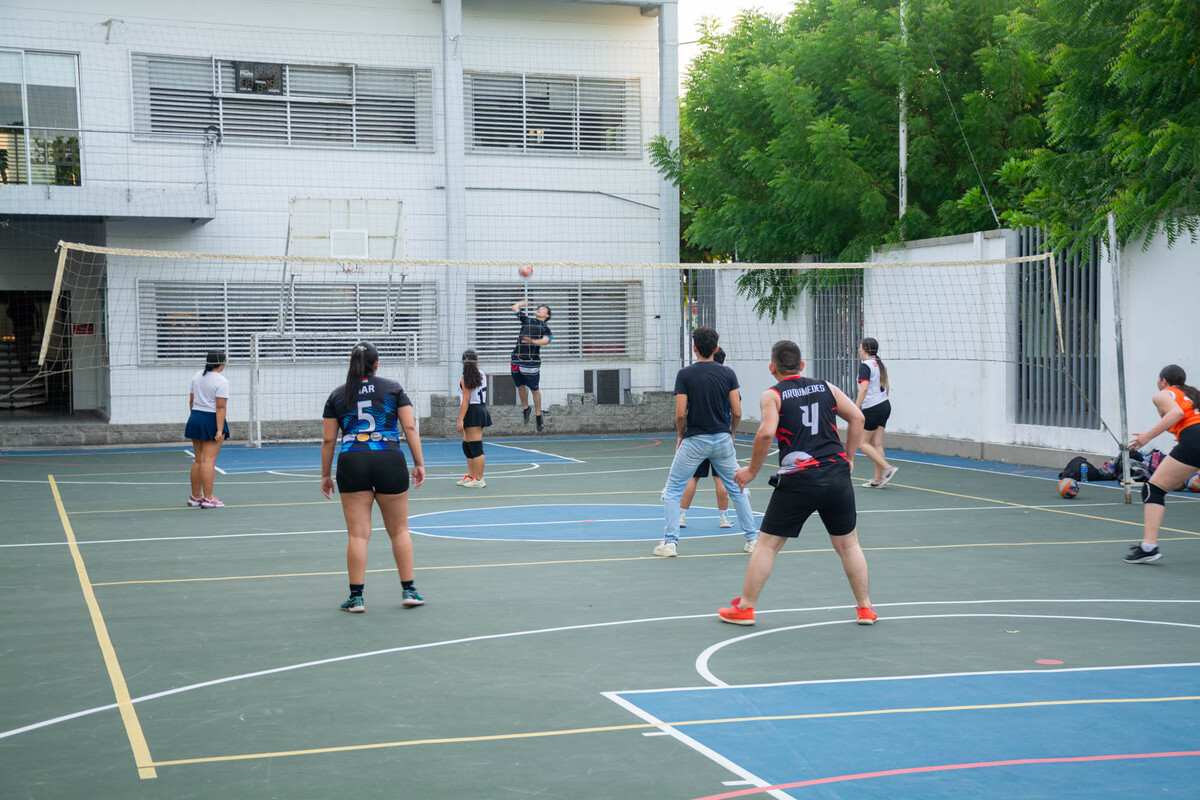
[655,327,758,557]
[510,301,553,432]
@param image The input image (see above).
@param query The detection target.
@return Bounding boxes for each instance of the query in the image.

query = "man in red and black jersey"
[718,340,879,627]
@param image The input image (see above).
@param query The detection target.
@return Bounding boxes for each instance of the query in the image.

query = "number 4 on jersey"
[798,402,819,435]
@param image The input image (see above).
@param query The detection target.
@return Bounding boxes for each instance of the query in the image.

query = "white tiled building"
[0,0,680,424]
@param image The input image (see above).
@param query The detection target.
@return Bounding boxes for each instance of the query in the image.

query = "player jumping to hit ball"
[510,300,553,433]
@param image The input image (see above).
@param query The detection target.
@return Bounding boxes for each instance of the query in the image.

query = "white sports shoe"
[653,541,678,557]
[679,512,688,528]
[464,478,487,488]
[456,474,473,486]
[743,539,756,554]
[877,466,899,488]
[719,512,733,529]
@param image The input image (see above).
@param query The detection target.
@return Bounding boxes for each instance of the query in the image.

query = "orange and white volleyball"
[519,265,534,279]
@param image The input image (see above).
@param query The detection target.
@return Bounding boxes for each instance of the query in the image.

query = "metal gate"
[809,273,863,393]
[1017,228,1100,428]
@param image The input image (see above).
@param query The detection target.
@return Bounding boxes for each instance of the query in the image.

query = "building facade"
[0,0,680,425]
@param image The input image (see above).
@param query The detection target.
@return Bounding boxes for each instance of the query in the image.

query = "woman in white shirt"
[856,337,898,488]
[184,350,230,508]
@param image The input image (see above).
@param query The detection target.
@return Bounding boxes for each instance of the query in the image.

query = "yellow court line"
[47,475,157,780]
[67,488,667,515]
[149,694,1200,769]
[892,481,1200,537]
[88,535,1200,588]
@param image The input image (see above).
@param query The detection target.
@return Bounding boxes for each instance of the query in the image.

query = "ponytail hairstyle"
[461,349,483,391]
[343,341,379,407]
[203,350,226,375]
[1160,364,1200,409]
[861,337,888,391]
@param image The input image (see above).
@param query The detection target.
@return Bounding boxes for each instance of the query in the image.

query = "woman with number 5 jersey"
[320,342,427,613]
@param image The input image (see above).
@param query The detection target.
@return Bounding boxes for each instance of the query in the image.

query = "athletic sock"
[401,580,415,590]
[349,583,364,597]
[1141,542,1157,552]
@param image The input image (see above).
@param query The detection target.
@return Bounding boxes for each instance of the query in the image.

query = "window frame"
[464,70,642,159]
[0,47,83,186]
[129,52,433,152]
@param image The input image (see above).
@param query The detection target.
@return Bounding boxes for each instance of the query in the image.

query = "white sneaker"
[743,539,756,554]
[877,466,899,488]
[464,478,487,488]
[653,541,678,557]
[456,474,473,486]
[719,512,733,529]
[679,512,688,528]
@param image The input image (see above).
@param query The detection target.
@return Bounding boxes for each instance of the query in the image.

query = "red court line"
[690,750,1200,799]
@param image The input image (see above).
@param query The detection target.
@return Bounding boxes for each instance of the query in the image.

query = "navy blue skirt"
[185,410,230,441]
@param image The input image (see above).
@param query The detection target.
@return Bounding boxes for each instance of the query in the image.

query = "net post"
[248,333,261,449]
[39,242,70,367]
[1107,213,1132,503]
[1047,252,1066,354]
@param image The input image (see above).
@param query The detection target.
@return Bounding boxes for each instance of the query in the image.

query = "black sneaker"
[522,406,532,424]
[1123,544,1162,564]
[536,414,544,433]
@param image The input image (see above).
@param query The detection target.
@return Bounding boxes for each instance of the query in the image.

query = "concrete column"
[657,1,680,389]
[442,0,467,396]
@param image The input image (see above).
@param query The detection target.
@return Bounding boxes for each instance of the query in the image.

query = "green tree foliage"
[1008,0,1200,249]
[652,0,1049,319]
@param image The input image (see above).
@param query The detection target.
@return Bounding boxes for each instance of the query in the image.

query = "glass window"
[0,50,80,186]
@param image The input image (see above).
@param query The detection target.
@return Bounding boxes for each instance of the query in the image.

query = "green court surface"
[2,435,1200,799]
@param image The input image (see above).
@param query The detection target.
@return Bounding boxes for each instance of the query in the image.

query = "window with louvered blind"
[470,282,645,361]
[137,280,438,364]
[465,72,641,157]
[131,54,432,151]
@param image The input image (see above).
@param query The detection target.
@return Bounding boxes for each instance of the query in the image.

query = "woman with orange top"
[1124,364,1200,564]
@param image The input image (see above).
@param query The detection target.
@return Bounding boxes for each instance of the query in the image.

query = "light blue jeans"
[662,433,757,544]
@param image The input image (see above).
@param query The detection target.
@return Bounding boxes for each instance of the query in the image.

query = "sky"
[678,0,797,79]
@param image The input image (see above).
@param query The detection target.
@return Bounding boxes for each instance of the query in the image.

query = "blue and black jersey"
[323,376,412,454]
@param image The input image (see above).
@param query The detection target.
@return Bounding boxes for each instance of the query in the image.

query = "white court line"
[0,501,1139,549]
[487,440,585,464]
[182,448,226,475]
[4,598,1200,745]
[694,613,1200,688]
[616,661,1200,696]
[602,691,797,800]
[263,463,543,480]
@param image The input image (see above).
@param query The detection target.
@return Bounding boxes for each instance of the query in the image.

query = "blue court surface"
[410,503,749,541]
[608,664,1200,799]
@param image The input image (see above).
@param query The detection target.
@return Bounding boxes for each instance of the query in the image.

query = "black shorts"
[335,448,410,495]
[1171,425,1200,469]
[511,362,541,391]
[693,459,713,479]
[464,404,493,429]
[863,400,891,431]
[761,463,857,537]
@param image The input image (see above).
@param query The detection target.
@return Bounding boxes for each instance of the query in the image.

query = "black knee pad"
[1142,482,1167,506]
[462,440,473,458]
[464,440,484,459]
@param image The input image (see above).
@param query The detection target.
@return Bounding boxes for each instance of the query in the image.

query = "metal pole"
[898,0,908,219]
[1107,213,1132,503]
[248,332,260,448]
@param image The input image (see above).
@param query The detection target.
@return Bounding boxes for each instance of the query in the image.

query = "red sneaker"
[718,597,756,626]
[856,606,878,625]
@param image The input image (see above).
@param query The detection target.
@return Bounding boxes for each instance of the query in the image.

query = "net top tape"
[57,241,1053,272]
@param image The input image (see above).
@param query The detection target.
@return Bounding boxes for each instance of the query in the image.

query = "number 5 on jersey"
[357,400,376,431]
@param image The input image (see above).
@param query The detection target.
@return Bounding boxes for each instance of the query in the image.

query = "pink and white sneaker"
[187,496,203,508]
[199,496,225,509]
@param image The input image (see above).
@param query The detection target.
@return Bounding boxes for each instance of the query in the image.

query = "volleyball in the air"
[519,265,534,279]
[1187,473,1200,493]
[1057,477,1079,499]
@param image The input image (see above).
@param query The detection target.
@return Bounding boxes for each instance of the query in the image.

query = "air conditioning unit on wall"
[584,368,631,405]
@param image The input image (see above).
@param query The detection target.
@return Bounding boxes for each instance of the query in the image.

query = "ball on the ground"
[1187,472,1200,493]
[1057,477,1079,499]
[519,265,534,279]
